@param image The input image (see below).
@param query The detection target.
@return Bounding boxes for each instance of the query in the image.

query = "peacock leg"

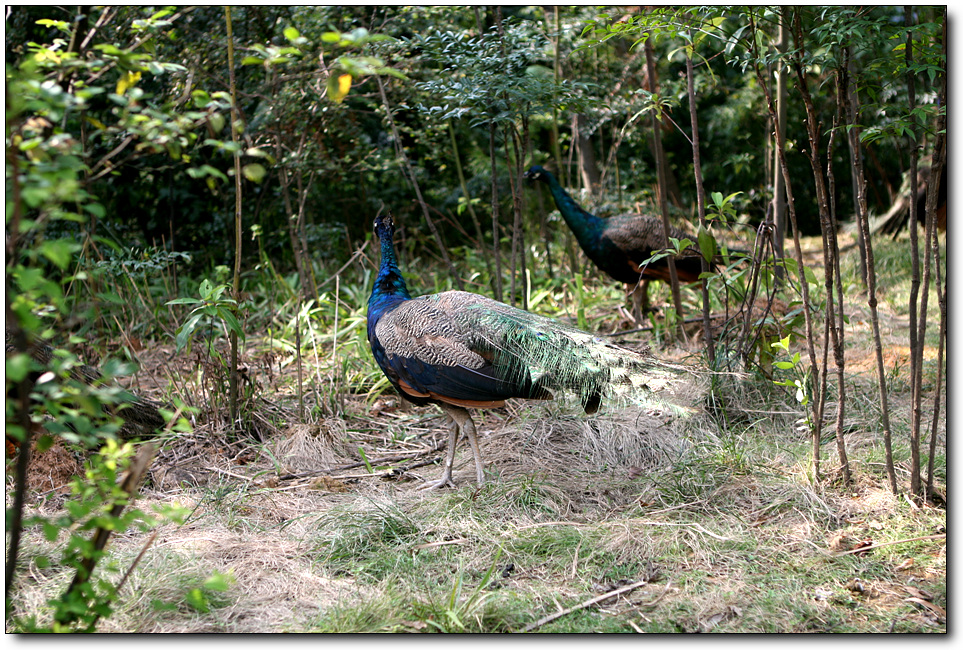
[445,406,485,486]
[629,281,649,324]
[418,409,460,490]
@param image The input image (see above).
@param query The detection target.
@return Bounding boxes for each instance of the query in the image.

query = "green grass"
[6,231,945,633]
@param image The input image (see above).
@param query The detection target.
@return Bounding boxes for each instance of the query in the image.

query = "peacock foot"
[417,475,456,491]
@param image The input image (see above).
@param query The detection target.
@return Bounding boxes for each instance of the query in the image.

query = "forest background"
[5,6,947,633]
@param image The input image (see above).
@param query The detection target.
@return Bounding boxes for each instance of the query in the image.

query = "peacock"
[524,165,708,318]
[367,211,684,489]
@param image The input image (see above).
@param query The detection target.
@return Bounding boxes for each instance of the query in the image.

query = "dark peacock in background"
[524,165,708,318]
[367,211,685,489]
[5,328,166,456]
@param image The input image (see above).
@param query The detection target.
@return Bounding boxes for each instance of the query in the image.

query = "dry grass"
[5,236,946,633]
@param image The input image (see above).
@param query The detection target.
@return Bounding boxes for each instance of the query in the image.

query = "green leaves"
[770,335,810,406]
[240,43,302,67]
[242,163,267,183]
[707,190,743,225]
[40,239,80,270]
[697,224,717,264]
[414,26,584,127]
[185,571,233,613]
[167,278,245,353]
[35,18,71,33]
[6,353,33,383]
[322,27,393,47]
[327,72,353,104]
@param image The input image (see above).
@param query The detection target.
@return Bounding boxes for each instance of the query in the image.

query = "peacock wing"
[603,215,704,282]
[374,294,544,405]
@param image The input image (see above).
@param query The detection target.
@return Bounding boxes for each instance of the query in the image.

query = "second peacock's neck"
[541,173,606,246]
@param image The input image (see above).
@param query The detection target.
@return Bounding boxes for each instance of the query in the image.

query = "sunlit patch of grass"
[311,498,422,567]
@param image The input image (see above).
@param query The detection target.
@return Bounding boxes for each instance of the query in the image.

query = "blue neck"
[539,171,605,244]
[369,229,411,316]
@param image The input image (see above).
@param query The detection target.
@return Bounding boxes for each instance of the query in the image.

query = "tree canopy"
[6,6,945,276]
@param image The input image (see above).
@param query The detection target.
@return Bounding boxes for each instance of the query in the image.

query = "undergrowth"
[7,231,945,633]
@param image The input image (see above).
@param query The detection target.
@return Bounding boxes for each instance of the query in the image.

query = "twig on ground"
[513,521,589,531]
[621,581,674,614]
[522,578,650,633]
[625,520,731,541]
[206,466,257,482]
[832,533,945,557]
[410,539,468,552]
[276,443,446,481]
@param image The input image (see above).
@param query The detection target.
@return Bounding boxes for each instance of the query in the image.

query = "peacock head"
[523,165,550,183]
[373,210,395,242]
[370,210,411,300]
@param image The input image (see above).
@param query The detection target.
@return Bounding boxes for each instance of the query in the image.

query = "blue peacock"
[524,165,708,316]
[366,211,685,489]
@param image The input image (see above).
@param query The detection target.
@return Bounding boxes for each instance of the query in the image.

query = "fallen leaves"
[903,585,946,624]
[309,475,349,492]
[700,605,742,632]
[851,538,875,557]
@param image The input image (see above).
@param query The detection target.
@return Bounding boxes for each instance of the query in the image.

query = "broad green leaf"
[166,297,202,306]
[14,267,45,292]
[218,308,245,339]
[328,73,352,103]
[98,290,126,305]
[242,163,266,183]
[198,278,214,300]
[84,202,106,219]
[175,312,205,351]
[204,571,234,591]
[39,240,76,270]
[283,26,301,43]
[192,89,211,107]
[186,588,210,613]
[36,18,71,33]
[6,354,32,382]
[697,225,717,263]
[116,70,141,96]
[208,112,225,134]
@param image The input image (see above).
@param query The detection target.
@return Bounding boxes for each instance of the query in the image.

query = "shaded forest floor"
[7,234,946,633]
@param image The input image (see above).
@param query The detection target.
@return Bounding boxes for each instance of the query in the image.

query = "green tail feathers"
[457,293,688,415]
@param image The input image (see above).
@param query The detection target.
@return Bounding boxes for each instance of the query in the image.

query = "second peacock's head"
[523,165,548,183]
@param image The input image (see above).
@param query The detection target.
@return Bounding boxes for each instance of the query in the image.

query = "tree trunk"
[839,42,898,495]
[644,36,685,341]
[750,8,824,480]
[576,114,600,195]
[685,29,715,365]
[225,6,242,435]
[772,10,788,264]
[793,18,850,484]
